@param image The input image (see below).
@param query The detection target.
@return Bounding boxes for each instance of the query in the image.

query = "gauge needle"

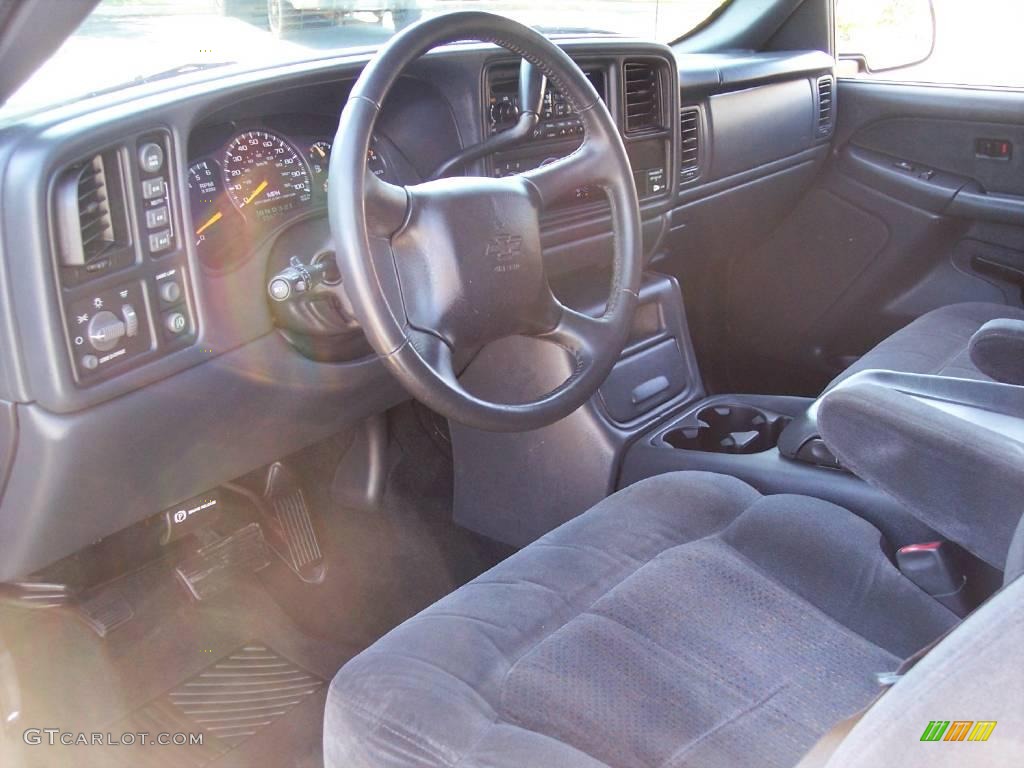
[195,210,223,236]
[313,145,326,158]
[242,180,269,206]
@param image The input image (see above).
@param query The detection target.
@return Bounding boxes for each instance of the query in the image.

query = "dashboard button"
[81,354,99,371]
[158,280,182,304]
[164,311,187,335]
[142,177,165,200]
[145,205,169,229]
[139,142,165,174]
[148,229,172,253]
[268,278,291,302]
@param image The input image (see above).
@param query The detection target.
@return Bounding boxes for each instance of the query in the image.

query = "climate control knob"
[87,310,126,352]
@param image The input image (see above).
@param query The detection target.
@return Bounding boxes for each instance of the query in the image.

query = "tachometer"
[188,158,244,269]
[222,130,311,220]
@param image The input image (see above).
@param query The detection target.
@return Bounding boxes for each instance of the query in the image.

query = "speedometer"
[222,130,311,221]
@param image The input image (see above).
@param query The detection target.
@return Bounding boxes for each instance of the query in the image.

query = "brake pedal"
[76,587,134,637]
[262,462,326,584]
[175,522,271,600]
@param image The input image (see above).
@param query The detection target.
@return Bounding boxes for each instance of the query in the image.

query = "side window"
[836,0,1024,88]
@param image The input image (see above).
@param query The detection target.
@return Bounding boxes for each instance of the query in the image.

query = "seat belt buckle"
[896,541,970,617]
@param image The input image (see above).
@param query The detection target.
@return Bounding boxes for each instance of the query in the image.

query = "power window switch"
[146,205,169,229]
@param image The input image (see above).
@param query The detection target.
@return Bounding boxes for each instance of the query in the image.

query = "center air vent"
[680,107,701,183]
[56,150,128,268]
[624,62,661,134]
[816,75,834,137]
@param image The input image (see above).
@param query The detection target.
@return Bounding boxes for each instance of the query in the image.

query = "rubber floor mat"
[114,641,325,767]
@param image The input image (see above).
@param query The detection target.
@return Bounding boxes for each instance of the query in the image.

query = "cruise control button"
[138,142,165,174]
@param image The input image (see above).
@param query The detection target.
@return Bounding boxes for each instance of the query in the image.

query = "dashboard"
[0,37,834,581]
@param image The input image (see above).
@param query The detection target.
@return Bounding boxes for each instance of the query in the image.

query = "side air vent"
[679,107,701,183]
[816,75,834,137]
[56,150,129,268]
[76,156,115,259]
[623,62,662,134]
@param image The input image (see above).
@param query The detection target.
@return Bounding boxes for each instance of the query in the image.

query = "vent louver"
[624,62,661,134]
[680,107,701,182]
[76,155,115,260]
[816,75,834,137]
[56,149,128,269]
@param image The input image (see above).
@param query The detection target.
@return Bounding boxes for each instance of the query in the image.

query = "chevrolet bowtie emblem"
[485,233,523,263]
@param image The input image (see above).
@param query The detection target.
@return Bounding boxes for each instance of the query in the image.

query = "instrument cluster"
[187,125,392,270]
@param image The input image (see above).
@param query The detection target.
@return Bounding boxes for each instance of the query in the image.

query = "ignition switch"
[267,256,329,302]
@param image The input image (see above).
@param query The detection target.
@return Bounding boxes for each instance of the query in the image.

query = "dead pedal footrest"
[175,522,271,600]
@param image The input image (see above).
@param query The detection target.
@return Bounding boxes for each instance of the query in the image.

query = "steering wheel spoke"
[365,169,409,237]
[406,328,457,386]
[520,140,607,209]
[532,290,613,367]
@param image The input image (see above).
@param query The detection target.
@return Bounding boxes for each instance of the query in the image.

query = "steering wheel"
[329,11,642,432]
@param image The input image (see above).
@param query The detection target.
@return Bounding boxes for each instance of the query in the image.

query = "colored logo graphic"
[920,721,997,742]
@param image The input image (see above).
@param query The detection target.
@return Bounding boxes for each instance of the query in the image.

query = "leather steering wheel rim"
[329,11,642,432]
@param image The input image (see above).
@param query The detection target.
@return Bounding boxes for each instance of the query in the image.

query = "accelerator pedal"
[261,462,326,584]
[175,522,271,600]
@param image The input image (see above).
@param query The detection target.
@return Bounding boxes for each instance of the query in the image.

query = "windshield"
[3,0,726,118]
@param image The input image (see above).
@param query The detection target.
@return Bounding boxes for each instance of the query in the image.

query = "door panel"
[725,79,1024,395]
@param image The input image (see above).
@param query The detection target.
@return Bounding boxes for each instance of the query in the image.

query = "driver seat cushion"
[825,301,1024,392]
[324,472,957,768]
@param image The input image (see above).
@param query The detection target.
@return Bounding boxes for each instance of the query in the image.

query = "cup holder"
[663,405,791,454]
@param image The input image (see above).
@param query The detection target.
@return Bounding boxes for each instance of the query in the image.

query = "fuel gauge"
[308,140,332,192]
[309,136,389,192]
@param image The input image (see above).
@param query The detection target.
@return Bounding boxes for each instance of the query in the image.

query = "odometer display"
[222,130,311,221]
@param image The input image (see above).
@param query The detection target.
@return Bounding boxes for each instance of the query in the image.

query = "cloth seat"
[324,471,957,768]
[825,301,1024,391]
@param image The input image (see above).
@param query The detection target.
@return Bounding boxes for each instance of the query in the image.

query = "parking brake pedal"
[261,462,326,584]
[176,523,272,600]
